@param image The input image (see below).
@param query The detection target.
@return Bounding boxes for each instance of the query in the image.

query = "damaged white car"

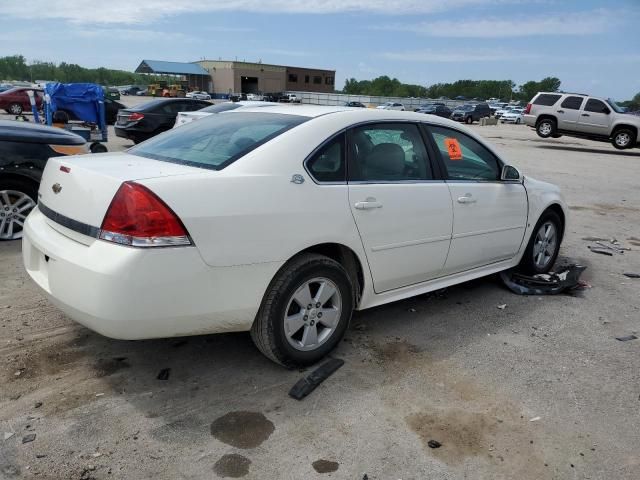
[23,106,567,367]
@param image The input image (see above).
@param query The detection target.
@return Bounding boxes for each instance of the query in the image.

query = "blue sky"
[1,0,638,99]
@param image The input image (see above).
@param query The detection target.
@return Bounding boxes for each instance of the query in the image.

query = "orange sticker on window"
[444,137,462,161]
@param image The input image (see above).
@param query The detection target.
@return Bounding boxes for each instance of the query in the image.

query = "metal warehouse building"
[135,59,335,96]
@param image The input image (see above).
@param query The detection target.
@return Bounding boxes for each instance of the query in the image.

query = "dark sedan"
[344,101,367,108]
[0,120,88,240]
[115,98,211,144]
[416,104,452,118]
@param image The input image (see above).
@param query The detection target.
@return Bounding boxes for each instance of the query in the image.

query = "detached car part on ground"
[0,120,87,240]
[23,107,567,367]
[524,92,639,150]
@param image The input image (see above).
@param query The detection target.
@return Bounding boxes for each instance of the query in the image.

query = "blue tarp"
[44,83,104,124]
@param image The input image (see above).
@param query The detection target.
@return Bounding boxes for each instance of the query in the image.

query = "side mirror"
[501,165,522,182]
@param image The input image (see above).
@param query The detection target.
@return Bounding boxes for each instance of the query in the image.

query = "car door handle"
[557,110,564,114]
[354,198,383,210]
[581,113,590,117]
[457,195,477,204]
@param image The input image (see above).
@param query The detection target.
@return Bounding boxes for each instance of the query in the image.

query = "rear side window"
[533,94,561,106]
[584,99,610,114]
[130,113,308,170]
[428,126,500,181]
[306,133,345,183]
[560,96,584,110]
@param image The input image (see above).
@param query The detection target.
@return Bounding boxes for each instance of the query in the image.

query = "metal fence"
[285,91,470,110]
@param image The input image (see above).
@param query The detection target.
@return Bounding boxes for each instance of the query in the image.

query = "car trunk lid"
[38,152,207,233]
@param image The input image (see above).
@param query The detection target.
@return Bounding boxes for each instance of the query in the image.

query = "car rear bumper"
[523,114,536,127]
[23,207,281,340]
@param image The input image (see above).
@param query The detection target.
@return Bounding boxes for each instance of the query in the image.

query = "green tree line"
[343,75,564,102]
[0,55,162,86]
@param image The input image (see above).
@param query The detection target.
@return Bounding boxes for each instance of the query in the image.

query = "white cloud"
[374,10,614,37]
[0,0,513,24]
[74,28,196,42]
[380,49,539,63]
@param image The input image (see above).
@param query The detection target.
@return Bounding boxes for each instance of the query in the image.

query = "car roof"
[0,120,86,145]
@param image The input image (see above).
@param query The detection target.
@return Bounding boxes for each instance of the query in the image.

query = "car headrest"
[365,143,405,178]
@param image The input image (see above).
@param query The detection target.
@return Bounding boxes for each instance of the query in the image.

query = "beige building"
[196,60,335,95]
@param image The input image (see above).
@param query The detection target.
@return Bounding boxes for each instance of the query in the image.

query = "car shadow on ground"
[536,144,640,157]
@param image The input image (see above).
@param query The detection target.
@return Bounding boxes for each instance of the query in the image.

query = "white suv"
[523,92,639,150]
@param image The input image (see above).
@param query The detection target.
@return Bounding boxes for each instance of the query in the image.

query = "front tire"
[251,253,354,368]
[518,210,563,275]
[0,178,38,241]
[611,128,636,150]
[536,118,556,138]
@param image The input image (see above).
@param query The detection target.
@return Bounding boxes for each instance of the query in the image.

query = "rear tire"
[465,116,473,124]
[9,103,23,115]
[536,118,556,138]
[250,253,353,368]
[611,128,636,150]
[518,210,563,275]
[0,178,38,241]
[90,143,108,153]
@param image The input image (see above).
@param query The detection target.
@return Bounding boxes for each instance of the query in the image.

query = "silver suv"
[523,92,639,150]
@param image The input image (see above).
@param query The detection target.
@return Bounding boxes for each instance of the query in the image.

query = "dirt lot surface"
[1,106,640,479]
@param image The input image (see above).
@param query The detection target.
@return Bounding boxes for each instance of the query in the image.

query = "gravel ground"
[1,109,639,479]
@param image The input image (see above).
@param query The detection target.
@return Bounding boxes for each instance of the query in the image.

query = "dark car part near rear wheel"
[611,128,636,150]
[0,179,38,241]
[9,103,23,115]
[518,209,563,275]
[465,116,473,124]
[251,253,354,368]
[536,118,556,138]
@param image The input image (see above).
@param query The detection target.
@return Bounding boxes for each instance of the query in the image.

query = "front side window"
[428,126,500,181]
[584,99,610,114]
[306,133,345,183]
[130,113,308,170]
[560,96,584,110]
[348,123,432,182]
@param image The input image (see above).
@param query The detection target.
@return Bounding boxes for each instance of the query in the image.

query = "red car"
[0,87,43,115]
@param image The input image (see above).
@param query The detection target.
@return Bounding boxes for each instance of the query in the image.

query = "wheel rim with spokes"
[0,190,36,240]
[533,221,557,270]
[538,122,552,136]
[10,104,22,114]
[283,277,342,352]
[615,132,630,147]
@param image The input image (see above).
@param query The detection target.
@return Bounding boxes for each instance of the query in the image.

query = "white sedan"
[173,101,279,128]
[501,108,525,124]
[186,91,212,100]
[376,102,405,111]
[23,107,567,367]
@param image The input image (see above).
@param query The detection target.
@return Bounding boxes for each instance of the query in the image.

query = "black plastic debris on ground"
[588,247,613,256]
[157,368,171,380]
[623,272,640,279]
[616,335,638,342]
[500,264,587,296]
[428,440,442,449]
[289,358,344,400]
[22,433,36,444]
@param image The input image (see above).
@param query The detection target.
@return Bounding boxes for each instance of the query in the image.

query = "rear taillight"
[129,112,145,121]
[99,182,191,247]
[524,103,532,114]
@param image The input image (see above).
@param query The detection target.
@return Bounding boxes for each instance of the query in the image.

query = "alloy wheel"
[283,277,342,352]
[0,190,36,240]
[615,132,631,148]
[9,103,22,115]
[538,122,552,136]
[532,221,557,270]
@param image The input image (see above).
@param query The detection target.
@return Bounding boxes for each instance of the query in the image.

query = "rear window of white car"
[129,113,308,170]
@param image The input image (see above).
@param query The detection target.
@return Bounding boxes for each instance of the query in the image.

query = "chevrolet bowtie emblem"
[52,183,62,194]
